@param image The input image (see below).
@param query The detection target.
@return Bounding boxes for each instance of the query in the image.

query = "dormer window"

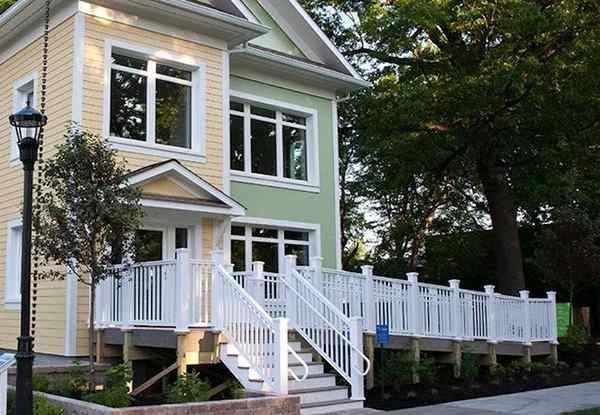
[105,41,206,161]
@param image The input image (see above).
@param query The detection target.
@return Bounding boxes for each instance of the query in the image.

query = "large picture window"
[105,42,205,160]
[230,99,313,184]
[230,224,312,273]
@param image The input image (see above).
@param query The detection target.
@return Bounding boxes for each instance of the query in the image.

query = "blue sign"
[376,324,390,345]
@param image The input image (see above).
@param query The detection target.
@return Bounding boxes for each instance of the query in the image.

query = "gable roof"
[126,160,246,217]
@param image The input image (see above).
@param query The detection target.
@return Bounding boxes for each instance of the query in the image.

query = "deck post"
[284,255,298,324]
[520,290,532,346]
[547,291,559,365]
[449,279,461,340]
[484,285,497,344]
[251,261,265,309]
[211,250,225,329]
[122,267,134,331]
[365,333,375,390]
[407,273,419,337]
[349,316,365,400]
[409,337,421,384]
[273,317,289,395]
[310,257,324,293]
[362,265,375,333]
[175,249,192,334]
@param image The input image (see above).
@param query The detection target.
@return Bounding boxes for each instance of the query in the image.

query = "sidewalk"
[383,382,600,415]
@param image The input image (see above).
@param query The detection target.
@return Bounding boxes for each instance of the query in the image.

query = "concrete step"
[223,344,314,364]
[289,385,349,405]
[289,362,325,377]
[288,373,337,390]
[301,399,364,415]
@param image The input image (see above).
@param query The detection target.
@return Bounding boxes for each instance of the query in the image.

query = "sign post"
[376,325,389,395]
[0,353,16,415]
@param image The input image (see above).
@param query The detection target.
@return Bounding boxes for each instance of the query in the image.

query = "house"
[0,1,559,414]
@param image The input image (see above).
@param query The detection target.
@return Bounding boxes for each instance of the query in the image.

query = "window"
[5,219,22,309]
[230,99,315,187]
[11,74,37,164]
[230,224,312,272]
[106,42,205,160]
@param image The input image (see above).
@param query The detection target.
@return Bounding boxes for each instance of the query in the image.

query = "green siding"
[242,0,305,58]
[230,76,338,268]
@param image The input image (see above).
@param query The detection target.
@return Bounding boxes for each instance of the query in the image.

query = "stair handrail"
[284,262,370,399]
[213,265,308,391]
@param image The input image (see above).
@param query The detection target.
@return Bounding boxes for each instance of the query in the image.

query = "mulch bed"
[367,344,600,411]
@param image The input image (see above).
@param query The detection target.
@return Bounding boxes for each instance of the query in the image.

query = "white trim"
[10,72,38,167]
[230,0,259,23]
[64,265,78,356]
[223,50,231,195]
[229,89,320,191]
[331,100,342,269]
[70,12,85,126]
[103,39,207,160]
[4,218,23,310]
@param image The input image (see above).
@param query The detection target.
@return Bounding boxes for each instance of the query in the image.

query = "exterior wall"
[229,75,339,268]
[0,17,75,355]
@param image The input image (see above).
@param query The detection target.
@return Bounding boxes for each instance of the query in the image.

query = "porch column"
[250,261,265,309]
[175,248,192,333]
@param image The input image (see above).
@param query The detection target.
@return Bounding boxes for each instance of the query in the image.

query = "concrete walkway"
[384,382,600,415]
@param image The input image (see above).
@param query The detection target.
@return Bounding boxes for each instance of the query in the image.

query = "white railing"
[285,256,370,401]
[191,260,213,326]
[0,354,15,415]
[311,265,557,345]
[212,262,308,394]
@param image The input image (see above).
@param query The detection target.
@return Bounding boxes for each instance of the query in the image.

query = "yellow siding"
[0,17,75,355]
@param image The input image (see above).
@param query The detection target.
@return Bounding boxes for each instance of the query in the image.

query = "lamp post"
[9,101,47,415]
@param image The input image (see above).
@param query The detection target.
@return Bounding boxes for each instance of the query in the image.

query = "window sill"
[9,155,19,168]
[231,171,320,193]
[108,137,206,163]
[4,300,20,311]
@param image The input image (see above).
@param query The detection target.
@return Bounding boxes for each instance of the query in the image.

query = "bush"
[461,353,480,383]
[83,363,132,408]
[32,374,51,392]
[376,350,413,386]
[47,362,88,398]
[7,390,65,415]
[416,358,437,384]
[166,373,210,404]
[489,363,507,384]
[560,324,589,355]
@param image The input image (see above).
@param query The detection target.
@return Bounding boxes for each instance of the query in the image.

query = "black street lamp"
[9,100,47,415]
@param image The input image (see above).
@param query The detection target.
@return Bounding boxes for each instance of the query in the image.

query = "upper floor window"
[105,41,206,161]
[230,98,317,186]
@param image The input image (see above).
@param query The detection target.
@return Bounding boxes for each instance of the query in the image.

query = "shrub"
[83,363,132,408]
[461,353,480,383]
[32,374,51,392]
[530,361,552,375]
[7,390,65,415]
[47,362,88,398]
[376,350,413,386]
[104,363,130,390]
[560,324,589,355]
[489,363,507,384]
[166,373,210,404]
[416,358,437,384]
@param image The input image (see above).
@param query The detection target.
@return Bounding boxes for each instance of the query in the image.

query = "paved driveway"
[383,382,600,415]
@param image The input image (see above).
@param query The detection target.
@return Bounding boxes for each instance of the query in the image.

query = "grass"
[562,409,600,415]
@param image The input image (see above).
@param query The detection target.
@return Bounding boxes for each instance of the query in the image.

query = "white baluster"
[175,249,192,334]
[272,317,289,395]
[350,316,365,400]
[251,261,265,309]
[310,256,324,292]
[484,285,497,344]
[449,279,461,340]
[407,272,419,336]
[211,250,225,329]
[121,268,134,330]
[362,265,375,333]
[520,290,532,346]
[285,255,298,324]
[547,291,558,344]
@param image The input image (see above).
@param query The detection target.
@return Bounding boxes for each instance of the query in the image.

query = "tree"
[34,125,143,385]
[0,0,16,14]
[302,0,600,293]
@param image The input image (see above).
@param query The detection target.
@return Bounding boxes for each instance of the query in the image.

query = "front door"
[134,226,193,262]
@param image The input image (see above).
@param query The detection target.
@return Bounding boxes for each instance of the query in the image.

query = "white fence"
[300,261,557,344]
[0,353,15,415]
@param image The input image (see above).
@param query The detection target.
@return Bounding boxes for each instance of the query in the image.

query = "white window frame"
[103,39,207,163]
[4,218,23,310]
[137,221,200,261]
[10,73,38,166]
[230,217,320,272]
[229,91,320,193]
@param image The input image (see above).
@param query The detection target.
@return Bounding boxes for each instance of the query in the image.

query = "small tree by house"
[533,206,600,324]
[33,125,143,386]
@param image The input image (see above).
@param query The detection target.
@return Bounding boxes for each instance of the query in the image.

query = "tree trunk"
[89,276,96,390]
[478,161,526,295]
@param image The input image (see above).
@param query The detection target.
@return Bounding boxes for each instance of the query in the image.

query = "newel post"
[520,290,532,346]
[362,265,375,332]
[449,279,461,340]
[310,256,324,293]
[407,272,419,337]
[251,261,265,309]
[484,285,497,344]
[547,291,558,344]
[349,316,365,400]
[285,255,298,324]
[121,267,134,330]
[211,250,225,329]
[273,317,289,395]
[175,248,192,333]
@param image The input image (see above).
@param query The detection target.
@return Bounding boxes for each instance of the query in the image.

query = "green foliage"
[559,323,590,354]
[415,358,437,384]
[0,0,16,15]
[489,363,507,384]
[7,390,65,415]
[33,374,51,392]
[376,351,437,386]
[166,373,211,404]
[32,363,87,399]
[83,364,132,408]
[461,353,480,383]
[104,363,131,390]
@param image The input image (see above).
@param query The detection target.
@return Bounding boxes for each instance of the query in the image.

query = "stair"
[219,335,364,414]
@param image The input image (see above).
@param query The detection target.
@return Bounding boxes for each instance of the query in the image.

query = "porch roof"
[125,159,246,217]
